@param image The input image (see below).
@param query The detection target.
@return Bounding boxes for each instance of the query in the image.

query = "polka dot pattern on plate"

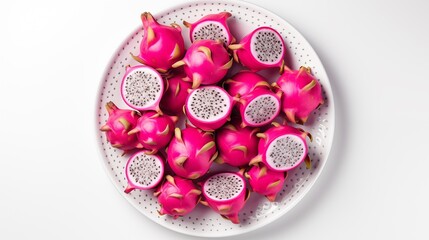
[95,0,334,237]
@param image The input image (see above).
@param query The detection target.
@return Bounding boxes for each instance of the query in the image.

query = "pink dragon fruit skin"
[185,86,236,131]
[167,127,217,179]
[131,12,185,73]
[274,66,324,124]
[229,26,287,73]
[250,122,312,172]
[172,39,233,88]
[237,87,282,128]
[128,111,178,154]
[183,12,236,45]
[100,101,140,151]
[154,175,201,219]
[215,123,259,167]
[223,71,271,97]
[201,172,249,224]
[245,163,287,202]
[159,73,192,115]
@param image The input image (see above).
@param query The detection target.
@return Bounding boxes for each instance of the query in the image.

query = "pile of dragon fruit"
[100,12,323,224]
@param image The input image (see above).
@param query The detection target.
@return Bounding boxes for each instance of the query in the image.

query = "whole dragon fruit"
[273,66,324,124]
[100,101,140,151]
[131,12,185,73]
[229,26,287,73]
[159,73,192,115]
[183,12,236,45]
[250,122,312,171]
[154,175,201,218]
[167,127,217,179]
[245,163,287,202]
[201,172,249,224]
[223,71,271,97]
[172,39,233,88]
[215,123,259,167]
[128,111,177,154]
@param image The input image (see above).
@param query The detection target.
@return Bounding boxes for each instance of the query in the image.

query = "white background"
[1,0,428,239]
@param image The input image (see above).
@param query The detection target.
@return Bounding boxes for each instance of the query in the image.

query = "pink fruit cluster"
[99,12,324,224]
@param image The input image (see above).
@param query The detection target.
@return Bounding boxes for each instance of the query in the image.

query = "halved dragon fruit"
[185,86,235,131]
[215,123,259,167]
[223,71,271,97]
[229,26,287,73]
[172,39,233,88]
[273,66,324,124]
[159,73,192,115]
[100,101,140,151]
[120,65,164,113]
[183,12,236,45]
[245,163,287,202]
[237,88,282,127]
[201,172,249,224]
[131,12,185,73]
[128,111,177,154]
[167,127,217,179]
[250,122,312,172]
[124,151,165,193]
[154,175,201,218]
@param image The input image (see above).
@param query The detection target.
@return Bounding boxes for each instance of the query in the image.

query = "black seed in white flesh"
[250,29,284,64]
[127,153,163,189]
[203,173,245,200]
[192,21,229,45]
[122,67,163,109]
[244,94,279,126]
[266,135,306,170]
[187,86,231,122]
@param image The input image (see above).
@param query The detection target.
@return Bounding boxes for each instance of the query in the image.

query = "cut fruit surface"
[121,65,164,112]
[203,173,245,201]
[243,94,280,126]
[266,134,306,171]
[125,152,164,193]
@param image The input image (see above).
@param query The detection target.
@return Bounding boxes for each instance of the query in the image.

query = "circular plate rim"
[94,0,336,237]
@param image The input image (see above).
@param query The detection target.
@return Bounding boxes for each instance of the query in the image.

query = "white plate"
[95,0,335,237]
